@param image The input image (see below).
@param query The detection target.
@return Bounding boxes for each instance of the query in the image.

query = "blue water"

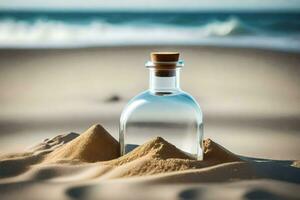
[0,10,300,51]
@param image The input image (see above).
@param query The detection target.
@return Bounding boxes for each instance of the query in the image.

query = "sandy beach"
[0,46,300,199]
[0,124,299,200]
[0,46,300,158]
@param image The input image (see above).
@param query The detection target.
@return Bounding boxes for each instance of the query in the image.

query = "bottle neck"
[149,69,180,93]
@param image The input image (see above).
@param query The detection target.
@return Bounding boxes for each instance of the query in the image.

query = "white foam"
[0,18,299,52]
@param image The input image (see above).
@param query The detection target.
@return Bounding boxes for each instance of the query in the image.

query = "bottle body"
[119,52,204,160]
[119,90,203,159]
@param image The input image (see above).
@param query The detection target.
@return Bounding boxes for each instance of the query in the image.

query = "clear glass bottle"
[119,52,203,160]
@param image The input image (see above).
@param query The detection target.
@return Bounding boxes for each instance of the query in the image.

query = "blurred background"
[0,0,299,159]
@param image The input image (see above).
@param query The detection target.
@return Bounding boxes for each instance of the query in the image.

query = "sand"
[44,124,119,163]
[0,46,300,199]
[0,124,299,200]
[1,46,300,160]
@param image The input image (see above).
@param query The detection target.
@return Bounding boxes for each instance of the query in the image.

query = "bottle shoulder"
[128,90,198,104]
[122,90,202,115]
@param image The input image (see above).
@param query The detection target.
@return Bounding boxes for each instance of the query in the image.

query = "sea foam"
[0,16,299,51]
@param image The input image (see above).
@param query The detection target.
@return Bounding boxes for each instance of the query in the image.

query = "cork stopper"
[150,52,180,77]
[151,52,179,63]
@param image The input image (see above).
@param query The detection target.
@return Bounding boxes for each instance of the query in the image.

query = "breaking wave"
[0,16,299,51]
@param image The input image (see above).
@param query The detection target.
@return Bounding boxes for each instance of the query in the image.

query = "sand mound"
[203,139,241,163]
[0,132,80,178]
[110,137,193,166]
[0,124,242,179]
[109,137,240,166]
[44,124,119,163]
[100,137,199,178]
[29,132,79,153]
[41,125,241,178]
[1,124,299,200]
[99,137,242,178]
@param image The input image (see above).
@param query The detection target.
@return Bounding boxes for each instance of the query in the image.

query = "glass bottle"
[119,52,203,160]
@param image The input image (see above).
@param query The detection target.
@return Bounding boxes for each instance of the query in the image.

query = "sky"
[0,0,300,11]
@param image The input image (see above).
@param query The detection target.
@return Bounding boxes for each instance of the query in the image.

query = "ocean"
[0,10,300,51]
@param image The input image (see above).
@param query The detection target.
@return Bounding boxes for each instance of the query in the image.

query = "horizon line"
[1,8,300,13]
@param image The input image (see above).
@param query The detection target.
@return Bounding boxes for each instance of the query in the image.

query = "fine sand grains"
[40,124,241,178]
[0,124,245,180]
[44,124,120,163]
[97,136,242,178]
[0,124,299,200]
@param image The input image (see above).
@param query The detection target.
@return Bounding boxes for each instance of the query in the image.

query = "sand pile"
[31,124,242,178]
[29,132,79,153]
[1,124,299,200]
[44,124,119,163]
[110,136,193,165]
[99,137,197,178]
[96,137,242,178]
[38,124,242,178]
[203,138,241,163]
[0,124,247,180]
